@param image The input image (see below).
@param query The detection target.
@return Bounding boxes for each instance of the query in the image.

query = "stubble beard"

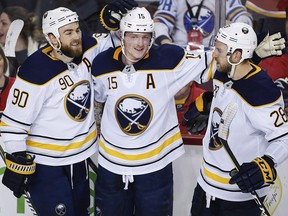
[218,61,232,74]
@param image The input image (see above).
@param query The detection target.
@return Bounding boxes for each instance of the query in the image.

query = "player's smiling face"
[213,40,231,73]
[58,22,82,58]
[123,32,151,62]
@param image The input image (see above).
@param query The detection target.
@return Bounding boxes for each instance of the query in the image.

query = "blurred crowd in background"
[0,0,286,36]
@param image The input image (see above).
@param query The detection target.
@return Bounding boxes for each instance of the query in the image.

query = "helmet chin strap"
[226,55,244,78]
[49,37,74,61]
[48,37,62,51]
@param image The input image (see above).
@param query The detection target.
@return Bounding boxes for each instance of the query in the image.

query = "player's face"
[123,32,151,61]
[0,12,11,45]
[213,40,231,73]
[59,22,82,58]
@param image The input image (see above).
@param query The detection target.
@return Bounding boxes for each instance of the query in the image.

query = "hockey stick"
[87,157,98,174]
[218,102,270,216]
[0,144,39,216]
[4,19,24,57]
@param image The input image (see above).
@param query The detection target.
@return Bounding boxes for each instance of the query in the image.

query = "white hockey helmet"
[120,7,155,62]
[120,7,154,37]
[42,7,79,49]
[216,22,257,60]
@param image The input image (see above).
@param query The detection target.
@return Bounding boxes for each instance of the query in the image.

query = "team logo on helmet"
[184,5,215,38]
[115,95,153,136]
[242,27,249,34]
[55,203,66,216]
[209,107,223,150]
[65,81,91,121]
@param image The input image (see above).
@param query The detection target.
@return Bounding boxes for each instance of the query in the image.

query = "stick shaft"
[87,157,98,174]
[219,138,270,216]
[218,103,270,216]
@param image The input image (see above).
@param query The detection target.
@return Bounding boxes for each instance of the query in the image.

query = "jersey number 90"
[12,88,29,108]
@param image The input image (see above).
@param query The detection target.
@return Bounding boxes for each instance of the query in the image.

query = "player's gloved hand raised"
[2,151,36,198]
[255,32,286,58]
[229,155,277,193]
[182,91,213,134]
[100,0,138,31]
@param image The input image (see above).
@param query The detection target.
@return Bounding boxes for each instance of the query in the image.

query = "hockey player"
[0,1,137,215]
[153,0,285,135]
[91,7,216,216]
[184,22,288,216]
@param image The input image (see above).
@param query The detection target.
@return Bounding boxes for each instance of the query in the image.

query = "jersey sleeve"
[92,32,118,54]
[153,0,178,43]
[247,98,288,165]
[0,77,50,153]
[91,48,113,103]
[93,77,107,103]
[226,0,253,25]
[174,49,215,89]
[247,99,286,141]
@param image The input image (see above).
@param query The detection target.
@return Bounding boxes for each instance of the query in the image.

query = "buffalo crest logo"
[65,80,91,121]
[115,94,153,136]
[209,107,223,150]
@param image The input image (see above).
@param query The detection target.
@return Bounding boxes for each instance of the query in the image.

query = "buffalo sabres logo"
[55,203,66,215]
[209,107,223,150]
[95,206,102,216]
[65,81,91,121]
[115,95,153,136]
[184,5,215,38]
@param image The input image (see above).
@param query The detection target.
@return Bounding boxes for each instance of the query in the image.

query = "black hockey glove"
[100,0,138,31]
[2,151,36,198]
[182,91,213,134]
[229,155,277,193]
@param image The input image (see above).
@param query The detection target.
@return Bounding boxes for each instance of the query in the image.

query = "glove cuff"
[100,5,121,31]
[155,35,171,45]
[195,91,213,114]
[5,153,36,175]
[253,156,276,183]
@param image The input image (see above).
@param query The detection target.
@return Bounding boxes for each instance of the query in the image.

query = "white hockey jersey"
[92,45,215,175]
[0,33,117,166]
[198,63,288,201]
[154,0,253,48]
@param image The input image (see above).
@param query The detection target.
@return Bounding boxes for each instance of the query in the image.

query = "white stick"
[4,19,24,57]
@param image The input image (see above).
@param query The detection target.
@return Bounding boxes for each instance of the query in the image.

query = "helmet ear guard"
[42,7,79,49]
